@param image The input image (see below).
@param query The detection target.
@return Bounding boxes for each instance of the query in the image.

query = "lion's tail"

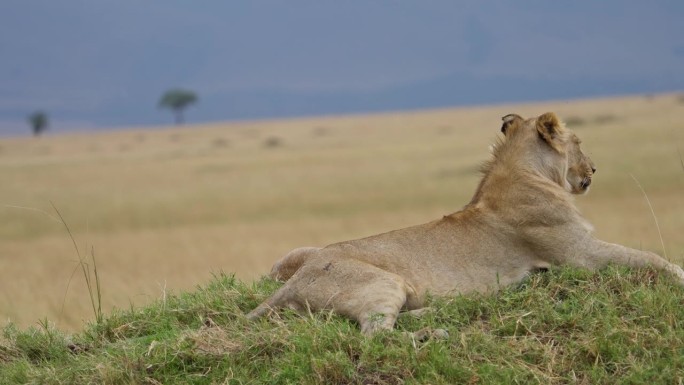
[247,247,320,320]
[246,283,295,320]
[245,294,278,320]
[268,246,321,281]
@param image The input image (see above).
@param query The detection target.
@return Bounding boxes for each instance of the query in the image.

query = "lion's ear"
[536,112,565,153]
[501,114,524,135]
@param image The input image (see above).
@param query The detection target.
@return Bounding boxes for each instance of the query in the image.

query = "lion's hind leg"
[314,258,416,334]
[248,256,417,335]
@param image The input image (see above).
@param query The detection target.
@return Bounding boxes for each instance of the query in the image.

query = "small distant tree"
[158,89,198,125]
[28,111,49,136]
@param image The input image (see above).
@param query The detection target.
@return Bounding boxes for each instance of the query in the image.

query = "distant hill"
[195,73,682,122]
[2,74,681,136]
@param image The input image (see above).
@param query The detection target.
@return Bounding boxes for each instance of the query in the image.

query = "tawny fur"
[247,112,684,335]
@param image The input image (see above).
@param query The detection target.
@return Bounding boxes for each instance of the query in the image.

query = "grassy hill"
[1,93,684,382]
[2,266,683,384]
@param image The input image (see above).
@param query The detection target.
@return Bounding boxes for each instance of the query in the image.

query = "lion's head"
[500,112,595,194]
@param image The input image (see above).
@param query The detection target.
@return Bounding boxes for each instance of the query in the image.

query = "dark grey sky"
[1,1,683,134]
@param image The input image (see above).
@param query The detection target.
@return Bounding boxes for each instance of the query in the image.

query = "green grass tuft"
[1,267,683,384]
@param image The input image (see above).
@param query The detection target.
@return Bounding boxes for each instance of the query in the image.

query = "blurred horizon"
[1,1,683,135]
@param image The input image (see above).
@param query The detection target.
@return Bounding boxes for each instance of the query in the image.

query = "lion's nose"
[591,167,596,174]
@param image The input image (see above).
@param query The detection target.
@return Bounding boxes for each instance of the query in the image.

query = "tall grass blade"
[92,246,102,324]
[51,202,103,325]
[1,204,62,223]
[629,175,668,261]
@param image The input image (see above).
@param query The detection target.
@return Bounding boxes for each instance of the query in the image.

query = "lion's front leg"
[572,238,684,285]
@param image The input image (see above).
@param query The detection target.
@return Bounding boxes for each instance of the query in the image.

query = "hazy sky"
[1,1,683,134]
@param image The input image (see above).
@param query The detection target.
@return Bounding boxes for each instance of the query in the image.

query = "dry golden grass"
[1,93,683,331]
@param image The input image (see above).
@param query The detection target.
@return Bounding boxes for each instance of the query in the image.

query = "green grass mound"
[1,266,683,384]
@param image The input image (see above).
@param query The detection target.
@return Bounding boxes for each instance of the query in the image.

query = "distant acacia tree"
[28,111,48,136]
[158,89,198,125]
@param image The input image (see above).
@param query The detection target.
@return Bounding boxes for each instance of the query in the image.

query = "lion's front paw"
[675,266,684,286]
[667,264,684,286]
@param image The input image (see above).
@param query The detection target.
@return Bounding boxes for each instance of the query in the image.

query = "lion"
[247,112,684,335]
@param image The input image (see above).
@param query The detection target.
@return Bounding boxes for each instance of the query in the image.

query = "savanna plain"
[2,94,684,384]
[1,94,684,332]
